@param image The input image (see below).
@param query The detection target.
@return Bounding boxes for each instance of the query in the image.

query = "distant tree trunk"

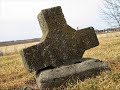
[102,0,120,28]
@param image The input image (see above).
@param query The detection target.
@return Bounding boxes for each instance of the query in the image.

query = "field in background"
[97,31,120,38]
[0,32,120,90]
[0,42,39,55]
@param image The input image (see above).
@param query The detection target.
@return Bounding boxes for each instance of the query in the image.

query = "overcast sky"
[0,0,108,42]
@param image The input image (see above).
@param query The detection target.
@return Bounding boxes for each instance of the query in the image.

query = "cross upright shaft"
[21,6,99,72]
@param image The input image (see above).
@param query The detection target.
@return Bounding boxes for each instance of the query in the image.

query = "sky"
[0,0,108,42]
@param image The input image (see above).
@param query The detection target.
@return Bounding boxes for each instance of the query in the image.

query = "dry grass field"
[0,42,39,55]
[0,32,120,90]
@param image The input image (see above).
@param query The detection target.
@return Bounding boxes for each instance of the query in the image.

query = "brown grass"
[0,32,120,90]
[0,42,39,55]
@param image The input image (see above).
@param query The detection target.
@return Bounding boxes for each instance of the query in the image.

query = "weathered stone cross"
[21,6,99,72]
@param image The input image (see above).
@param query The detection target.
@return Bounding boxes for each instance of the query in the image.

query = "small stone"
[36,58,110,90]
[0,51,3,56]
[19,86,33,90]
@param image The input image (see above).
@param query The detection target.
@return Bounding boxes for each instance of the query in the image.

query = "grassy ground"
[0,42,38,55]
[0,32,120,90]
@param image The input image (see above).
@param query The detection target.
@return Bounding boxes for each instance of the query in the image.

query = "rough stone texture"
[36,58,110,90]
[21,6,99,72]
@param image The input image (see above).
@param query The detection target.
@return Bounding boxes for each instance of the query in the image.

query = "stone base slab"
[36,58,110,90]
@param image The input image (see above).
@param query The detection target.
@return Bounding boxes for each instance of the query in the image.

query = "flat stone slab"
[36,58,110,90]
[21,6,99,72]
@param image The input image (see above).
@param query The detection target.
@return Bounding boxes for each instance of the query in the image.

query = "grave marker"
[21,6,99,72]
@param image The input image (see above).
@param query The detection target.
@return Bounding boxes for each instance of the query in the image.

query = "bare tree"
[102,0,120,28]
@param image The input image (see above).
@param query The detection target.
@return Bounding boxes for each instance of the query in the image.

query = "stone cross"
[21,6,99,72]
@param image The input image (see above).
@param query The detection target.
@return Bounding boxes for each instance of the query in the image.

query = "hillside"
[0,32,120,90]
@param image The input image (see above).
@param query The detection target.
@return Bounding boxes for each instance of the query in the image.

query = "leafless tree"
[102,0,120,28]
